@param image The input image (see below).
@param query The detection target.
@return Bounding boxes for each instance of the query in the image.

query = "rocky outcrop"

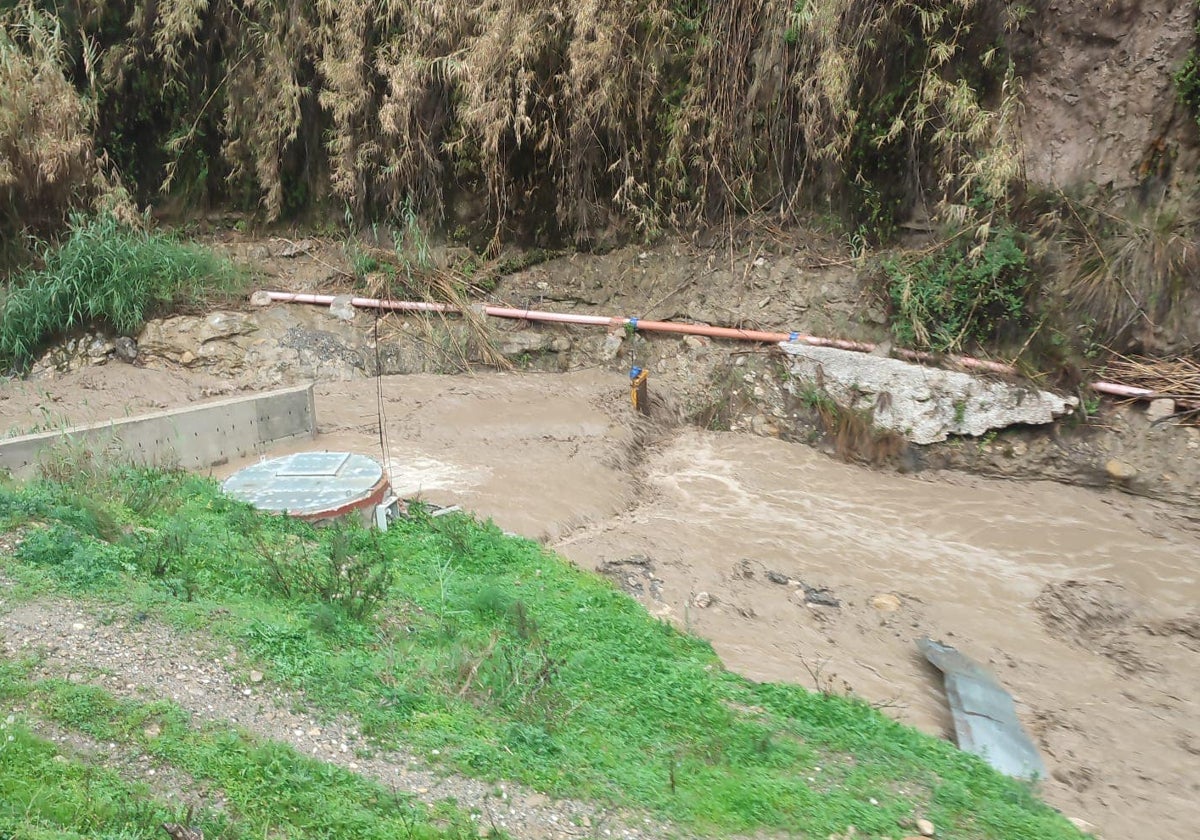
[133,304,572,388]
[1018,0,1198,191]
[29,333,118,374]
[780,343,1078,444]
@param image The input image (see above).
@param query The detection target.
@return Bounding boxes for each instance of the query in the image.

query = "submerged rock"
[869,593,902,612]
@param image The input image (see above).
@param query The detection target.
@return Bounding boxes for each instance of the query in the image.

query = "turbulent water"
[286,374,1200,840]
[8,366,1199,839]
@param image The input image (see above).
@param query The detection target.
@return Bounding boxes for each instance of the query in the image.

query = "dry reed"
[1104,355,1200,410]
[2,0,1025,243]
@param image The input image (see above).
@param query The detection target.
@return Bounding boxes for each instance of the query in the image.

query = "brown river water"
[5,366,1198,839]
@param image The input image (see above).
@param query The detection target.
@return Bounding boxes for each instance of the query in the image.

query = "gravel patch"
[0,599,681,839]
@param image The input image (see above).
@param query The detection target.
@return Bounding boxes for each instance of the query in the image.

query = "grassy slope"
[0,214,244,373]
[0,666,473,839]
[0,465,1085,840]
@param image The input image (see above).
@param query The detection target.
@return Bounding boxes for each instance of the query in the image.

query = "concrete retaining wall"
[0,384,316,478]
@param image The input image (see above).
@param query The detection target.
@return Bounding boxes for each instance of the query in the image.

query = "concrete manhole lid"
[221,451,389,520]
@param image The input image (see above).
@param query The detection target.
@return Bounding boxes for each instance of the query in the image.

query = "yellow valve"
[630,368,650,416]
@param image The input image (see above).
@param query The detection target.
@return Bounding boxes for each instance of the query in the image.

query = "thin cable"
[372,306,395,488]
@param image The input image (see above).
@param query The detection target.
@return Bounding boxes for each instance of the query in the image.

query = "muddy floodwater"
[6,367,1199,839]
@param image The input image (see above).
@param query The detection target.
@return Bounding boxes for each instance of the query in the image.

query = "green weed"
[350,244,382,278]
[14,523,134,590]
[798,383,837,412]
[0,213,244,372]
[1176,4,1200,126]
[0,707,213,839]
[0,664,476,839]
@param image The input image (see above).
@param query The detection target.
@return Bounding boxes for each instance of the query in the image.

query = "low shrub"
[881,224,1035,352]
[260,527,395,622]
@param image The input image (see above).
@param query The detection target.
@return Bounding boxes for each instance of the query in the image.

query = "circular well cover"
[221,451,389,520]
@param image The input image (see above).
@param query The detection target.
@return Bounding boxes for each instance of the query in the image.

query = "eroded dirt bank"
[3,363,1198,839]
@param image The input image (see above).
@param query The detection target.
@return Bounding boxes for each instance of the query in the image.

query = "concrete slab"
[779,342,1077,444]
[0,384,316,478]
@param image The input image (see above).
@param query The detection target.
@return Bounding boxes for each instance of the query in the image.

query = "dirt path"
[5,364,1200,839]
[1,365,241,439]
[0,600,676,840]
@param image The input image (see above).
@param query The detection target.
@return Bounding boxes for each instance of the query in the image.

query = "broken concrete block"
[780,343,1077,445]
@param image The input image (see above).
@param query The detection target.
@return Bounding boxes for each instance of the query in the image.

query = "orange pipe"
[262,291,1016,375]
[1091,381,1197,408]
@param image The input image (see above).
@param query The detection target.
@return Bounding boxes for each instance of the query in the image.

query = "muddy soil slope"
[1018,0,1199,191]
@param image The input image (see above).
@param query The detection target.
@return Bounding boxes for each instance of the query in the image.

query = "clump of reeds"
[0,6,98,239]
[1104,354,1200,409]
[5,0,1025,244]
[0,214,243,373]
[1046,192,1199,349]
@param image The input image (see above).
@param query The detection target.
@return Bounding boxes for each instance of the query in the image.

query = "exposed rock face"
[29,332,117,374]
[780,343,1077,444]
[134,304,571,387]
[1019,0,1198,191]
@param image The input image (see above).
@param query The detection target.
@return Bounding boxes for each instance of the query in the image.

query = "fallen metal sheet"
[917,637,1047,780]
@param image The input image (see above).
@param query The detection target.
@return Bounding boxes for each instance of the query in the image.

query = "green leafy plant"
[881,224,1034,352]
[15,523,133,589]
[1176,3,1200,124]
[798,383,836,412]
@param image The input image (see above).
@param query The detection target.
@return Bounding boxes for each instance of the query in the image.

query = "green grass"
[0,663,478,839]
[0,465,1086,840]
[0,213,244,372]
[0,709,191,840]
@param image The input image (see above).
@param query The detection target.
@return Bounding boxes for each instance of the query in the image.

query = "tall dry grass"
[0,4,137,247]
[1044,191,1200,349]
[4,0,1026,243]
[0,7,98,238]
